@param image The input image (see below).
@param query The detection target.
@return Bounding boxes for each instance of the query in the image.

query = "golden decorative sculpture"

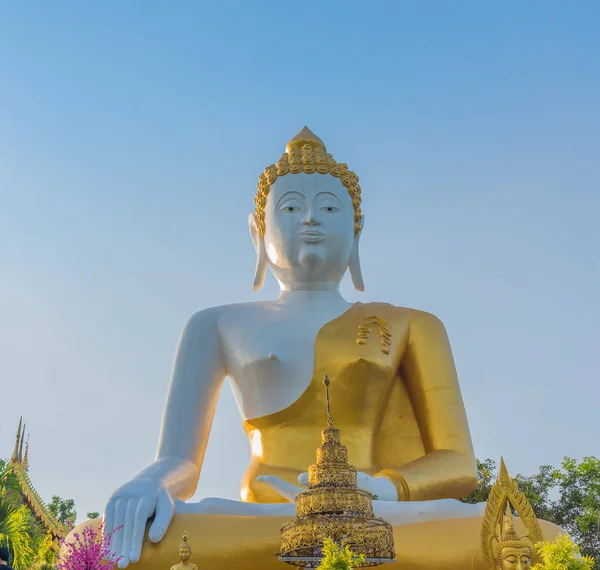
[279,376,395,568]
[480,459,543,570]
[254,126,363,235]
[356,315,392,355]
[170,533,198,570]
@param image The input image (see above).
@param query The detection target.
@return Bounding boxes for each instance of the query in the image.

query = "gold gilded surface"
[254,127,362,235]
[242,302,478,504]
[70,515,563,570]
[480,459,543,570]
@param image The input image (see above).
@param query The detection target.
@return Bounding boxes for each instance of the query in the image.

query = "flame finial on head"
[179,531,190,551]
[285,126,327,153]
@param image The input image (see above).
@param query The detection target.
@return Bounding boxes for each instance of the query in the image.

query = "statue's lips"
[299,231,325,243]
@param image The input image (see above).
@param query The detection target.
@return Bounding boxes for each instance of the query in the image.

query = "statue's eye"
[321,206,340,213]
[281,205,300,213]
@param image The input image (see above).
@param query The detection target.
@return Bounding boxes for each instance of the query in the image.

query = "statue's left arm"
[376,310,478,501]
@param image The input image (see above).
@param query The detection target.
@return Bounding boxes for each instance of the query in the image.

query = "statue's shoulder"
[363,303,448,335]
[183,301,271,333]
[364,302,445,325]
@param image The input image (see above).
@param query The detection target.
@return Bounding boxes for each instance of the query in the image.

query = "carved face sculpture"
[263,172,356,285]
[179,546,191,562]
[499,546,532,570]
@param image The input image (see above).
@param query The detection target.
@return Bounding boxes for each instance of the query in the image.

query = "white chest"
[219,302,352,419]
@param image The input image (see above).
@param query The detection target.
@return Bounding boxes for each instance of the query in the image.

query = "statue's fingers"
[103,500,116,539]
[297,472,309,486]
[149,489,174,543]
[256,475,302,502]
[118,499,137,569]
[129,497,152,563]
[110,500,126,562]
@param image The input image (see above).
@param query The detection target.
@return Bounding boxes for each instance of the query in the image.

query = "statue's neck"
[276,288,348,310]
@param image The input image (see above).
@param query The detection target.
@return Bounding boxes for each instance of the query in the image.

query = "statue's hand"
[257,471,398,501]
[104,477,175,569]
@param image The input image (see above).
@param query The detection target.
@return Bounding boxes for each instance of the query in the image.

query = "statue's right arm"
[104,308,226,568]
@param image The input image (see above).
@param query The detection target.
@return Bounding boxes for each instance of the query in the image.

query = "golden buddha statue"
[66,128,564,570]
[170,534,197,570]
[480,459,543,570]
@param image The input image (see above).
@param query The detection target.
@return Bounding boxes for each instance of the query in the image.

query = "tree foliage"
[534,533,595,570]
[317,538,366,570]
[47,496,77,526]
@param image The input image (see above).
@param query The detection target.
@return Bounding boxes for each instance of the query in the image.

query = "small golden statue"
[170,532,198,570]
[480,459,543,570]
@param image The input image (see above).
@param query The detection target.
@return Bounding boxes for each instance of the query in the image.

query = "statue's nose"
[302,207,317,225]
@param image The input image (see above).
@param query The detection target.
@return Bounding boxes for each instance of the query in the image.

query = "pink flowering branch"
[58,523,122,570]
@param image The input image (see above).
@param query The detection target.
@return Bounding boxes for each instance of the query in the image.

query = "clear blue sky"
[1,1,598,520]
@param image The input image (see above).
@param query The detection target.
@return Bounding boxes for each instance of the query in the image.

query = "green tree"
[47,496,77,526]
[86,511,100,520]
[534,533,594,570]
[550,457,600,565]
[461,458,497,504]
[0,459,36,569]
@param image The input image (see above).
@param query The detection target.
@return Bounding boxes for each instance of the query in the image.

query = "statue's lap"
[75,514,562,570]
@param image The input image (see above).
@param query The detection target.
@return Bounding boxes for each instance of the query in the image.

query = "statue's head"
[249,127,364,291]
[179,533,191,562]
[495,506,533,570]
[497,545,532,570]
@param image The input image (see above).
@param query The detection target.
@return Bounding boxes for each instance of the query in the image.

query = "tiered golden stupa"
[278,376,395,568]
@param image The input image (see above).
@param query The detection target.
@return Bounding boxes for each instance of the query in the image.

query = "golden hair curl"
[254,127,362,236]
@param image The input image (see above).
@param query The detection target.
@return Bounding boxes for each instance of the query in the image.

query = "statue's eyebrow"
[275,191,304,207]
[316,191,344,205]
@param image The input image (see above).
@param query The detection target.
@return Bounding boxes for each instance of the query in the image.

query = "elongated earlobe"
[249,214,267,292]
[349,216,365,292]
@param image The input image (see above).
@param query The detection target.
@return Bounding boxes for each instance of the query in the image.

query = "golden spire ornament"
[278,376,395,568]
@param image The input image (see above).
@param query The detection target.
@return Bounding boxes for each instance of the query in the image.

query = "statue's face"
[263,172,356,286]
[180,547,191,562]
[500,547,531,570]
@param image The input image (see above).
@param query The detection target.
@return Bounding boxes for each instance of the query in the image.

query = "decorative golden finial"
[502,503,518,541]
[285,126,327,153]
[19,423,26,460]
[12,417,23,463]
[254,127,362,236]
[480,458,543,570]
[23,434,30,471]
[323,375,334,427]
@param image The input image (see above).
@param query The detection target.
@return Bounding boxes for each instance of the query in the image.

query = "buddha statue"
[67,127,563,570]
[170,533,197,570]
